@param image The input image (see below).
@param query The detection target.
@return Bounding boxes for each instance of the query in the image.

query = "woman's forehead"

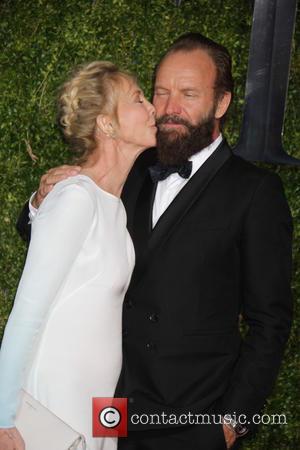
[119,77,140,95]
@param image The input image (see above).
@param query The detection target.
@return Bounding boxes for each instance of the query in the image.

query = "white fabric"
[0,175,135,450]
[152,134,223,227]
[28,191,38,222]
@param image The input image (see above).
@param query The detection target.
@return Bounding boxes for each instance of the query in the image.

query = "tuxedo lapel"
[130,141,232,289]
[149,142,231,250]
[131,172,157,259]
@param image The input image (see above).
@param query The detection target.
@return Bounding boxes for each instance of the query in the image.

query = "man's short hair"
[154,32,234,116]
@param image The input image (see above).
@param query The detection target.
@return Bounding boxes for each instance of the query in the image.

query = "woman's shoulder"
[37,175,98,217]
[51,174,100,199]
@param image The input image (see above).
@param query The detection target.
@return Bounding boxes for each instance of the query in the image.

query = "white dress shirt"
[152,134,223,227]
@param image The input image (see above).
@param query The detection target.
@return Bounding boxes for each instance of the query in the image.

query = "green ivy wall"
[0,1,299,448]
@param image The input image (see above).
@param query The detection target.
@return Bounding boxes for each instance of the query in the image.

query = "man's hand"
[222,424,236,449]
[32,165,81,209]
[0,427,25,450]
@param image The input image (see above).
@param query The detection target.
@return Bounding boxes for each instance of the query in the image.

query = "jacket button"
[146,341,155,351]
[123,328,128,337]
[148,313,158,322]
[124,299,133,309]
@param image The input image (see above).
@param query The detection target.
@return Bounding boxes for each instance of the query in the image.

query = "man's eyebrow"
[181,88,200,93]
[154,86,169,91]
[154,86,201,93]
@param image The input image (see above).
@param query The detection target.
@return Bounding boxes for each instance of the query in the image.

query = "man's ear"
[96,114,114,137]
[214,92,232,120]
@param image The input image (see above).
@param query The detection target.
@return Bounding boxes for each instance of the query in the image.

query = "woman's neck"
[80,141,142,198]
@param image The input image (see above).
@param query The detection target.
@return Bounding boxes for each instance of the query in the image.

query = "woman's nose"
[147,99,156,116]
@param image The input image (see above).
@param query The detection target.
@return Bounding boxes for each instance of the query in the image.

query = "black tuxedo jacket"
[115,140,293,429]
[16,141,293,431]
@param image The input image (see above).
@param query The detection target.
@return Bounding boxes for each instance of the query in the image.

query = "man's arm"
[15,165,81,242]
[218,172,293,431]
[15,201,31,243]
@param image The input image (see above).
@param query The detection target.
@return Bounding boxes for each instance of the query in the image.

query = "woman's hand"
[0,427,25,450]
[32,165,81,209]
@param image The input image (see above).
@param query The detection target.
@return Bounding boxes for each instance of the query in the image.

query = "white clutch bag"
[15,389,86,450]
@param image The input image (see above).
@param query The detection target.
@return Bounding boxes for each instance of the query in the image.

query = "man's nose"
[165,95,182,115]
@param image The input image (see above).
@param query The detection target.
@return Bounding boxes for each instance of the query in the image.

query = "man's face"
[153,49,222,165]
[154,49,218,129]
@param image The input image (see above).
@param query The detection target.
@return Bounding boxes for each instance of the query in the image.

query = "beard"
[156,111,216,166]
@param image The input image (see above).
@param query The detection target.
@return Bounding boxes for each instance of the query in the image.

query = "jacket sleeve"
[0,183,95,427]
[16,201,32,243]
[218,172,293,429]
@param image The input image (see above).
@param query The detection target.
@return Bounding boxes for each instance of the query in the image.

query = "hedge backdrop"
[0,0,299,448]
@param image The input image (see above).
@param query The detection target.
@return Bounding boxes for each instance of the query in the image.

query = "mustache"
[156,115,192,128]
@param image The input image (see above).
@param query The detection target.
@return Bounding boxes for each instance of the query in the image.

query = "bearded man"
[17,33,293,450]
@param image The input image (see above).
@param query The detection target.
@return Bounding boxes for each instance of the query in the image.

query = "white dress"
[0,175,135,450]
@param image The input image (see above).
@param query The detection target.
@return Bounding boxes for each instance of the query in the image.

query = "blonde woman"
[0,61,156,450]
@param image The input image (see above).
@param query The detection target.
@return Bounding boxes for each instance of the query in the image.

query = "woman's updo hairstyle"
[58,61,135,163]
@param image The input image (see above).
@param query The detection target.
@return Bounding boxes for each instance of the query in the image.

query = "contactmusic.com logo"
[93,398,128,437]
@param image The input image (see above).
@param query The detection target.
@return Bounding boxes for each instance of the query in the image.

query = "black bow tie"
[149,161,193,183]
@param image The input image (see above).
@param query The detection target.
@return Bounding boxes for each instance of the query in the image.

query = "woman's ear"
[96,114,115,137]
[214,91,232,120]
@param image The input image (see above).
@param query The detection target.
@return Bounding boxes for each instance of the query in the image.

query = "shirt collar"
[189,134,223,177]
[156,134,223,187]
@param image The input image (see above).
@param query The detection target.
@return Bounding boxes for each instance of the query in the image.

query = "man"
[17,33,293,450]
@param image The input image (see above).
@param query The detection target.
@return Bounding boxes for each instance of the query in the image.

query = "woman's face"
[116,80,157,152]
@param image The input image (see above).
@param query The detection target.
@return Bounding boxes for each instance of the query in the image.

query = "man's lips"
[159,122,186,128]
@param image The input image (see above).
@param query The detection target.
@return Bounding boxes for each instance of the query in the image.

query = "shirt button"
[148,313,158,322]
[146,341,156,351]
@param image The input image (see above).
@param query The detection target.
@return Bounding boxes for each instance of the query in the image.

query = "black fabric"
[116,141,293,437]
[15,200,31,243]
[118,423,228,450]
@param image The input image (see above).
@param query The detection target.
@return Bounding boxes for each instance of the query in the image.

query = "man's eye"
[184,93,196,97]
[154,91,168,96]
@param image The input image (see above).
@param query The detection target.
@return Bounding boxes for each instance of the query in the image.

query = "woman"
[0,61,156,450]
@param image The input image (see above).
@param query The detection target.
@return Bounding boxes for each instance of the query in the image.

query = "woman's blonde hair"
[58,61,135,163]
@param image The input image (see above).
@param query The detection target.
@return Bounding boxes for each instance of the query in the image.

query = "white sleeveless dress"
[0,175,135,450]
